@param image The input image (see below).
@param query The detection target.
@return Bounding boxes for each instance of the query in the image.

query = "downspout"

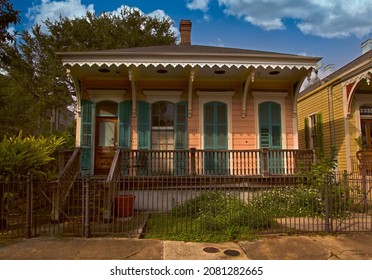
[327,86,337,163]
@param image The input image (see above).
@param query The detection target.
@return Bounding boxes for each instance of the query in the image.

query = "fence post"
[190,148,196,176]
[361,169,367,213]
[324,173,330,233]
[83,172,90,238]
[25,172,32,239]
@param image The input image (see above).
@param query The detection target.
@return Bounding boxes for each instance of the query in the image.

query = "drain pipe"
[327,86,337,163]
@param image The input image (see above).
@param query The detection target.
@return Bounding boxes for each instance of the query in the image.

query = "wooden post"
[190,148,196,176]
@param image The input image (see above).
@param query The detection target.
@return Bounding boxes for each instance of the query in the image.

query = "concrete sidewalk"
[1,233,372,260]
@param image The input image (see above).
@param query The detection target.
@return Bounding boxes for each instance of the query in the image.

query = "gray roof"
[299,49,372,98]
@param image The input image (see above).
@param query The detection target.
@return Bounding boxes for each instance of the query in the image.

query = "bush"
[249,186,321,218]
[0,132,65,178]
[146,191,276,242]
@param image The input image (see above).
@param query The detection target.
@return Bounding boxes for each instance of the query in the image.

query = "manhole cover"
[223,249,240,256]
[203,247,220,253]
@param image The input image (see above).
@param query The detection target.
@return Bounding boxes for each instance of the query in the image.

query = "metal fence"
[1,171,371,238]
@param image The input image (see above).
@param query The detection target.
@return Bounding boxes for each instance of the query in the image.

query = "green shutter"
[259,102,282,174]
[118,101,131,148]
[175,101,188,149]
[203,102,228,175]
[137,101,150,150]
[304,117,310,149]
[259,102,281,149]
[316,113,324,154]
[81,99,94,173]
[174,102,188,175]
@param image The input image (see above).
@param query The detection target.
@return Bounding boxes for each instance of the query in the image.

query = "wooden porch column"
[129,69,137,118]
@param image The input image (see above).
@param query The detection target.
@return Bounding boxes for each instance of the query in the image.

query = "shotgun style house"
[297,40,372,174]
[57,20,320,179]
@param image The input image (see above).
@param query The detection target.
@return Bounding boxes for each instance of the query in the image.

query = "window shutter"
[316,113,324,154]
[175,101,188,149]
[81,99,94,173]
[304,117,310,149]
[118,101,131,148]
[137,100,150,150]
[259,102,270,148]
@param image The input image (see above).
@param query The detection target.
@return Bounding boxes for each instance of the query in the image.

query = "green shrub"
[249,186,321,218]
[145,191,275,242]
[0,132,65,178]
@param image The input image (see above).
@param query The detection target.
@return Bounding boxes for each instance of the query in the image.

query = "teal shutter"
[81,99,94,174]
[316,113,324,155]
[137,101,150,150]
[259,102,282,174]
[259,102,281,149]
[203,102,228,175]
[118,101,131,148]
[174,102,188,175]
[175,101,188,149]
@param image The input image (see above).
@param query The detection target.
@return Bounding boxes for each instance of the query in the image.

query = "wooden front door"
[95,117,118,175]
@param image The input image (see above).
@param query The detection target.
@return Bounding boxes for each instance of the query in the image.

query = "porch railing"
[118,148,314,177]
[104,148,122,221]
[51,148,81,221]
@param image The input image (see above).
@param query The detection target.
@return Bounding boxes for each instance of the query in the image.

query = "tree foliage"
[0,132,65,177]
[0,0,20,43]
[0,8,177,138]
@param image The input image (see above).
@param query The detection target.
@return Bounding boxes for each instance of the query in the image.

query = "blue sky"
[11,0,372,75]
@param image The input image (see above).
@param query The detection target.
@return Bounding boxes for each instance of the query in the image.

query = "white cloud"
[187,0,372,38]
[26,0,94,32]
[186,0,211,13]
[24,2,179,38]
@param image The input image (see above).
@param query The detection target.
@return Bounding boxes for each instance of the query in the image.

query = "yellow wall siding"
[298,83,349,171]
[331,85,347,171]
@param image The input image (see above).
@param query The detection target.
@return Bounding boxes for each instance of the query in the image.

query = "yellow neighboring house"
[297,40,372,173]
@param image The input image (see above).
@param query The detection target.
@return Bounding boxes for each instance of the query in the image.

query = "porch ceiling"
[69,63,310,84]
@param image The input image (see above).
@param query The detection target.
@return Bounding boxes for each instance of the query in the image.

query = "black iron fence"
[1,171,371,238]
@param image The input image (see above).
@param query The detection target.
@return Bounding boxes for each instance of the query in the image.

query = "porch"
[108,148,315,179]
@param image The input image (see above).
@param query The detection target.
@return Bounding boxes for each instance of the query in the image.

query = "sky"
[11,0,372,75]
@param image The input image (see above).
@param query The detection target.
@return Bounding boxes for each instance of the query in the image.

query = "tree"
[0,8,177,138]
[0,0,20,43]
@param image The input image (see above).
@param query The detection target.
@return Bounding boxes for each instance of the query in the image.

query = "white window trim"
[252,91,287,149]
[143,90,182,104]
[354,96,372,135]
[197,91,235,150]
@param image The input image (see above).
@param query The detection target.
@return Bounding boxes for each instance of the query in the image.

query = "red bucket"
[114,195,135,217]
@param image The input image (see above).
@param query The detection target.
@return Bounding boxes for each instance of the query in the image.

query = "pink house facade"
[57,20,321,177]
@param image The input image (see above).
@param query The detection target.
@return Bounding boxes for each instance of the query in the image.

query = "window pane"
[99,121,115,147]
[272,126,281,147]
